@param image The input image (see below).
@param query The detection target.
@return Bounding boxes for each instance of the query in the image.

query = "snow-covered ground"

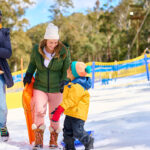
[1,79,150,150]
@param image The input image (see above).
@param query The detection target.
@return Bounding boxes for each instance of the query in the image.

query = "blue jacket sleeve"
[0,29,12,59]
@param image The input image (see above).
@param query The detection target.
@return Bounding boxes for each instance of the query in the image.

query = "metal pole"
[92,62,95,89]
[144,54,150,81]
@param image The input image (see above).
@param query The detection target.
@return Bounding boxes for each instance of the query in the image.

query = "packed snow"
[0,78,150,150]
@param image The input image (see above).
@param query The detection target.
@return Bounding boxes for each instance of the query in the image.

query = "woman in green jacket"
[23,23,70,149]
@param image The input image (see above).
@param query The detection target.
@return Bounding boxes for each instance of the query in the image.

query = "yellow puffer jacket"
[60,77,91,121]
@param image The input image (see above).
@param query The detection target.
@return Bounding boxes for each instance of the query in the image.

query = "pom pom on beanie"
[85,66,91,74]
[71,61,91,78]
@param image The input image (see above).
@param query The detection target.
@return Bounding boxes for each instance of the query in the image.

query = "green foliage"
[1,0,150,72]
[26,0,149,63]
[0,0,34,71]
[27,23,48,46]
[49,0,73,19]
[8,30,32,71]
[0,0,33,29]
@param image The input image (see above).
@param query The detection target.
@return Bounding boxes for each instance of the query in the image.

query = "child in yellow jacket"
[52,61,94,150]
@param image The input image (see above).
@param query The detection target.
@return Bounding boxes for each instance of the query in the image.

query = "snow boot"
[63,144,76,150]
[32,124,45,150]
[63,135,76,150]
[0,126,9,142]
[84,137,94,150]
[49,126,61,148]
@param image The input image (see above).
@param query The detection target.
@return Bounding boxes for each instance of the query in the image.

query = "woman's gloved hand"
[23,72,33,86]
[59,80,67,93]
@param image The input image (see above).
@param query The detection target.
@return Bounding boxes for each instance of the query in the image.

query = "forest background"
[0,0,150,72]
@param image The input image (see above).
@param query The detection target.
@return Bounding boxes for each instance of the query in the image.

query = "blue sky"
[24,0,121,29]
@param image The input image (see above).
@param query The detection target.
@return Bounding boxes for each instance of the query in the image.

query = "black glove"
[23,72,33,86]
[59,80,67,93]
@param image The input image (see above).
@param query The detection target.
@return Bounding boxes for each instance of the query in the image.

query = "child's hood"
[71,77,92,90]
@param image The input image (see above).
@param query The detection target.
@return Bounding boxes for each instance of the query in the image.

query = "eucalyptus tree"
[49,0,73,20]
[0,0,34,71]
[27,23,48,47]
[10,30,32,71]
[0,0,33,29]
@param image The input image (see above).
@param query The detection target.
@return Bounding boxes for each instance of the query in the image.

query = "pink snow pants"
[31,89,63,130]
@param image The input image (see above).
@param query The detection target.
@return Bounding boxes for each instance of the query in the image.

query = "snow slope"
[1,80,150,150]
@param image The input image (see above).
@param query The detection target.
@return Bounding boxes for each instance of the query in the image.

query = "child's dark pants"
[63,116,93,150]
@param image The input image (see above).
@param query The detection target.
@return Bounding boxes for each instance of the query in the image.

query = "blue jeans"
[0,75,7,128]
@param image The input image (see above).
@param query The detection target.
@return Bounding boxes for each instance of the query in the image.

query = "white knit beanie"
[44,23,59,40]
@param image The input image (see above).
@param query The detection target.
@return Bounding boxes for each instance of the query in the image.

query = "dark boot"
[63,135,76,150]
[84,137,94,150]
[63,144,76,150]
[0,126,9,142]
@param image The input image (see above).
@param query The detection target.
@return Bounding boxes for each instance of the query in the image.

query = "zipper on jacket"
[47,70,50,92]
[47,58,54,92]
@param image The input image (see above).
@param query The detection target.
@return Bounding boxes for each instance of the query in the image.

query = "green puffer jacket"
[26,47,71,93]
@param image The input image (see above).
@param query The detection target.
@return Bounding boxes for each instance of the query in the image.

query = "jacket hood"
[71,77,91,90]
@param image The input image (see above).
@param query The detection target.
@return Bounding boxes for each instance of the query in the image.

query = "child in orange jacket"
[52,61,94,150]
